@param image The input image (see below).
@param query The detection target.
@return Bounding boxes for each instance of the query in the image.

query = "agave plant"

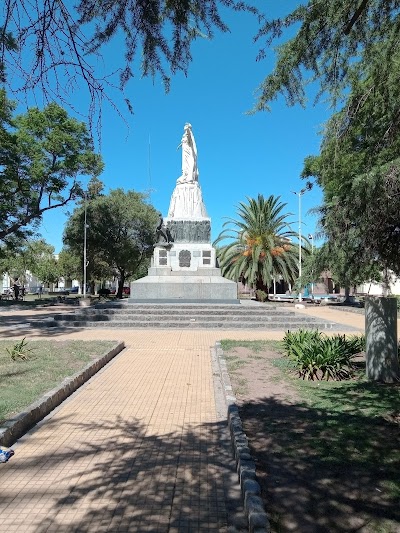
[214,195,304,292]
[6,338,35,361]
[282,331,361,380]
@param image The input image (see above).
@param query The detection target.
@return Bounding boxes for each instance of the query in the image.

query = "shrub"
[282,330,364,381]
[6,338,35,361]
[255,289,268,302]
[282,329,322,358]
[345,334,366,354]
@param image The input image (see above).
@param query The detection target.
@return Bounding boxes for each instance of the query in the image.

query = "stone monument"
[130,123,238,302]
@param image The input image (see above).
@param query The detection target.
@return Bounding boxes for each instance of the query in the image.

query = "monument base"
[130,267,238,303]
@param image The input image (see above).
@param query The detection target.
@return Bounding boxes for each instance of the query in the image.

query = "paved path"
[0,304,374,532]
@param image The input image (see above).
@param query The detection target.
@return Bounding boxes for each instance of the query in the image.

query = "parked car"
[69,286,79,293]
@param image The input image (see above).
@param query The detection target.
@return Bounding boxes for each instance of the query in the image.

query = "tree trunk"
[117,274,125,299]
[365,296,399,383]
[343,286,351,303]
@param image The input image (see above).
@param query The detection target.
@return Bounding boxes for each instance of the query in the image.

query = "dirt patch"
[224,344,400,533]
[225,346,299,404]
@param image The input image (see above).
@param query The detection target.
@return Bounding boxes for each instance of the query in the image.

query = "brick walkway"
[0,304,373,532]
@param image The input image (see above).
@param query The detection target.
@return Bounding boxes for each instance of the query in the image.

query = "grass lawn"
[221,339,400,533]
[0,339,117,425]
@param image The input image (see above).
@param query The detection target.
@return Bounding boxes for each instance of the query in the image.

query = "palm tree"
[214,194,301,295]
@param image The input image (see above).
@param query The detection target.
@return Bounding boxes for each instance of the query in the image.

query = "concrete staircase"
[49,302,339,330]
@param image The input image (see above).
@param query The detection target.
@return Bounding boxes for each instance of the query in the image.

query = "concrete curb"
[0,341,125,447]
[215,341,270,533]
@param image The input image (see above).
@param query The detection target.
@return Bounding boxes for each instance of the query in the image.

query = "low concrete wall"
[0,341,125,447]
[215,342,270,533]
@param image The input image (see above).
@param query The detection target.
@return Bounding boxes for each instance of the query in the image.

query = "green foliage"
[346,334,366,355]
[63,188,158,298]
[0,339,116,424]
[6,338,35,361]
[0,238,60,286]
[1,0,259,125]
[254,1,398,113]
[214,194,301,290]
[282,329,322,357]
[255,289,267,302]
[0,99,103,244]
[57,249,82,284]
[301,241,382,295]
[299,23,400,281]
[282,330,365,381]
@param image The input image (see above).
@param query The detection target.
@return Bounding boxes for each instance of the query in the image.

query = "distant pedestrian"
[12,278,21,300]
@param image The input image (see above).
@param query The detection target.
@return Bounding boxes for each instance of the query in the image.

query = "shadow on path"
[2,415,247,532]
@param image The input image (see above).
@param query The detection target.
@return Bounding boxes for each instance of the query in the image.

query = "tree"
[254,1,399,117]
[302,53,400,291]
[214,194,300,295]
[301,241,382,301]
[63,188,158,299]
[0,238,59,287]
[1,0,259,124]
[57,249,82,287]
[0,100,103,245]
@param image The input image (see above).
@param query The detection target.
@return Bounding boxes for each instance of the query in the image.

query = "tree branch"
[343,0,369,35]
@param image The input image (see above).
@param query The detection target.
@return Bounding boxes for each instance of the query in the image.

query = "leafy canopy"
[63,188,158,298]
[1,0,259,124]
[302,43,400,281]
[0,97,103,246]
[254,1,400,113]
[214,194,300,290]
[0,238,59,286]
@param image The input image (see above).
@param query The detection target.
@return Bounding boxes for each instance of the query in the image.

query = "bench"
[0,291,14,301]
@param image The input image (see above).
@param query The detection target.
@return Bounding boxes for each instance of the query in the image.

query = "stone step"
[54,312,315,323]
[47,319,334,330]
[92,303,279,312]
[73,308,291,317]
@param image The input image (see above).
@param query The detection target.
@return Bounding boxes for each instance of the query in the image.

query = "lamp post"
[292,188,307,302]
[308,233,314,295]
[83,193,88,298]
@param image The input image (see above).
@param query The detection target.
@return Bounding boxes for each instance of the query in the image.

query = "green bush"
[255,289,268,302]
[282,330,365,381]
[282,329,322,357]
[6,338,35,361]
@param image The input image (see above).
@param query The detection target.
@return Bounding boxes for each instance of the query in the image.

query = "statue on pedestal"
[176,123,199,184]
[167,123,208,219]
[155,213,172,245]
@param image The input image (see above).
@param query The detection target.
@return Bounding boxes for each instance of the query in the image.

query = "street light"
[308,233,314,295]
[292,188,308,302]
[83,193,88,298]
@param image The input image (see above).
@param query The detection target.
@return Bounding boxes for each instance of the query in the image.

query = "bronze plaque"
[179,250,191,267]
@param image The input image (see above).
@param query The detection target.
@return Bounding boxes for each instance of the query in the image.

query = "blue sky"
[37,2,331,253]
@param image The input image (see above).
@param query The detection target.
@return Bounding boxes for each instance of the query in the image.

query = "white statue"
[167,123,208,219]
[176,123,199,184]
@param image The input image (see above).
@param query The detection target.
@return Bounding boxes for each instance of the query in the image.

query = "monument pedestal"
[130,265,238,303]
[131,243,238,303]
